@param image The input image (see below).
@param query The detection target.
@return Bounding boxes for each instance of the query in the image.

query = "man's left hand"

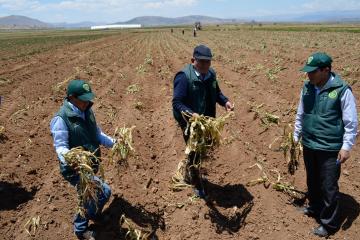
[225,101,234,112]
[338,149,351,164]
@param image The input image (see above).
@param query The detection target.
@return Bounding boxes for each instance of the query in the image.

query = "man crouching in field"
[172,45,234,198]
[294,52,358,237]
[50,80,115,240]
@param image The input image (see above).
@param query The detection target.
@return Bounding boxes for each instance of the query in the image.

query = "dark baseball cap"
[193,45,213,60]
[66,79,95,101]
[300,52,332,73]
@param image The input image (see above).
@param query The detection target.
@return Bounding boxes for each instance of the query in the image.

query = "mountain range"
[0,11,359,29]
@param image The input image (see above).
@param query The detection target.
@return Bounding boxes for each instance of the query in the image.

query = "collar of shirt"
[68,101,86,120]
[194,68,211,81]
[314,75,335,95]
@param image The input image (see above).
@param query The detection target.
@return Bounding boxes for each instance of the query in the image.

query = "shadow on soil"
[339,192,360,231]
[96,195,165,239]
[204,180,254,234]
[0,181,37,210]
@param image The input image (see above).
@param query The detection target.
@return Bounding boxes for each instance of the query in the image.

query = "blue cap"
[193,45,212,60]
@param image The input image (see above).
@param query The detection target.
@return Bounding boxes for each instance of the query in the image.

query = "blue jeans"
[61,164,111,236]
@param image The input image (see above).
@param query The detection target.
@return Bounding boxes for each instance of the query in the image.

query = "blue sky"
[0,0,359,23]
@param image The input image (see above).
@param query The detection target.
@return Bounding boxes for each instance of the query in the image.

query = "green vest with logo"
[56,100,101,182]
[173,64,218,125]
[302,73,349,151]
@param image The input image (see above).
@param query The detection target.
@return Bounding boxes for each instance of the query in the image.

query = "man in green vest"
[294,52,358,237]
[172,45,234,198]
[50,80,115,240]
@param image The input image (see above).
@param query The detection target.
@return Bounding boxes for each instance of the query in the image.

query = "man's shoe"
[194,188,207,199]
[313,225,329,238]
[77,230,96,240]
[298,206,316,217]
[303,207,315,216]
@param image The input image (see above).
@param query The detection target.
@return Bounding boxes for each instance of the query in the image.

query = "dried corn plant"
[269,124,302,175]
[144,54,153,66]
[52,67,81,93]
[63,147,104,217]
[24,215,40,236]
[110,126,136,164]
[248,102,279,130]
[134,101,144,111]
[171,112,233,191]
[10,105,30,123]
[0,125,4,136]
[247,161,305,201]
[280,124,302,175]
[120,214,150,240]
[182,111,234,155]
[268,168,305,199]
[171,160,192,191]
[273,182,306,200]
[246,163,270,188]
[127,84,141,94]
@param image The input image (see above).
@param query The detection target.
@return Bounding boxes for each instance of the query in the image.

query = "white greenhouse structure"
[91,24,141,30]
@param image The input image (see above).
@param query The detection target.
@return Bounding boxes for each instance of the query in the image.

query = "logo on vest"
[83,84,90,92]
[328,90,338,99]
[307,56,314,64]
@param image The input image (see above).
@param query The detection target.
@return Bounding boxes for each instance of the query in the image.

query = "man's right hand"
[225,101,235,112]
[192,113,200,118]
[70,163,80,172]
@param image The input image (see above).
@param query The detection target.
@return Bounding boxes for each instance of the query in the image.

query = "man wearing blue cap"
[50,79,115,240]
[294,52,358,237]
[172,45,234,198]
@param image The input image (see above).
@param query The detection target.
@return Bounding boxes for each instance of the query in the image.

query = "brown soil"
[0,29,359,240]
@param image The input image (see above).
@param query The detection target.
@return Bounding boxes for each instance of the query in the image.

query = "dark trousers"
[303,146,341,230]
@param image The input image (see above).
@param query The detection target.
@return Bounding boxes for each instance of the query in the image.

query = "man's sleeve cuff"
[341,143,352,151]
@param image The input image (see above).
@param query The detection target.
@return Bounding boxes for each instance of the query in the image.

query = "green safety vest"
[56,99,100,181]
[302,73,349,151]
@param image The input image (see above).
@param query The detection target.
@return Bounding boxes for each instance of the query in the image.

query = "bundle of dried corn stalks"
[110,126,136,164]
[182,111,234,155]
[63,147,104,217]
[171,112,233,190]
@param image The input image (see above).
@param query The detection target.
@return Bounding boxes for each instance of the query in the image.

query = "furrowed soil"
[0,27,359,240]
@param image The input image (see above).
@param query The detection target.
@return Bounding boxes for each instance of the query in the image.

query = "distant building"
[90,24,141,30]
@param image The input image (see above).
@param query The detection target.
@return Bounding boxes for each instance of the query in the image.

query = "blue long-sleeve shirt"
[50,101,115,164]
[172,68,229,116]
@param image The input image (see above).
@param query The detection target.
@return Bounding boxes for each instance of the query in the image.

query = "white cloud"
[302,0,360,11]
[144,0,198,9]
[1,0,198,12]
[0,0,40,11]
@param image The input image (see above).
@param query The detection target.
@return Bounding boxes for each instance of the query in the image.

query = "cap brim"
[77,92,95,101]
[300,65,318,73]
[195,55,212,60]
